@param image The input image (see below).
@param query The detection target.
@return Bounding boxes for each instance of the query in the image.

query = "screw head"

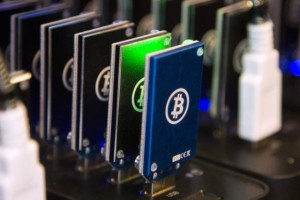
[182,39,194,45]
[151,163,158,172]
[134,156,140,170]
[197,48,204,57]
[92,19,100,28]
[100,147,105,156]
[67,132,72,140]
[153,172,158,179]
[54,136,60,143]
[82,138,90,147]
[51,128,58,136]
[85,147,91,154]
[117,150,125,159]
[126,28,133,37]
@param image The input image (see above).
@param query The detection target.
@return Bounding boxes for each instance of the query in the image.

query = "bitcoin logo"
[95,66,110,102]
[62,58,74,91]
[165,88,190,125]
[171,93,185,119]
[233,39,248,74]
[132,78,145,112]
[32,50,41,80]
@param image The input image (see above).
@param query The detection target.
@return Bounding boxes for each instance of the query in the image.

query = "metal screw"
[134,156,140,170]
[151,163,158,172]
[153,172,158,179]
[126,28,133,37]
[182,39,194,45]
[100,147,105,156]
[85,147,90,154]
[117,150,125,159]
[191,168,204,176]
[51,128,58,136]
[93,19,100,28]
[54,136,60,143]
[197,47,204,57]
[67,132,72,140]
[82,139,90,147]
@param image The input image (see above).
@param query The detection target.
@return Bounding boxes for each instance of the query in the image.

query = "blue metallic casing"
[139,41,204,182]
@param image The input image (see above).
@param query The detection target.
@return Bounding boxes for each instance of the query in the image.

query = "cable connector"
[251,0,269,24]
[238,16,282,142]
[0,52,45,200]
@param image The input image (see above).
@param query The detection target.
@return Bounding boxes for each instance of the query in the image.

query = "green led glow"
[119,33,171,114]
[115,33,171,156]
[122,34,171,72]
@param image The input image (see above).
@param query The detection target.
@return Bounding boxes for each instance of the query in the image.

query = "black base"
[197,114,300,200]
[42,146,268,200]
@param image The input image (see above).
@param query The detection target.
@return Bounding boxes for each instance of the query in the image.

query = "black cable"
[251,0,270,24]
[0,51,17,110]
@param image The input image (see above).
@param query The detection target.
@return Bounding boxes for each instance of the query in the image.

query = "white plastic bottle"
[238,20,282,142]
[0,103,46,200]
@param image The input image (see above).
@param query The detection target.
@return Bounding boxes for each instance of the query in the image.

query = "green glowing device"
[106,31,172,169]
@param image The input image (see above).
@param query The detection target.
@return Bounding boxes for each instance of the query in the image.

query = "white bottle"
[238,21,282,142]
[0,103,45,200]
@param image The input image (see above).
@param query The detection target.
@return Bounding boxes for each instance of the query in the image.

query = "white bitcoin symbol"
[132,78,145,112]
[233,39,248,74]
[165,88,190,125]
[171,94,184,119]
[32,50,41,80]
[62,58,74,91]
[95,66,110,102]
[137,85,144,107]
[101,70,110,96]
